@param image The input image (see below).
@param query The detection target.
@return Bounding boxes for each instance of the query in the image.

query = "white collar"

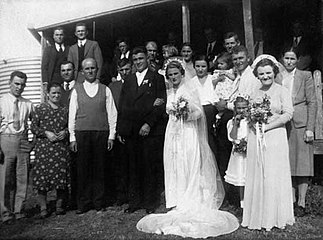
[8,92,22,101]
[136,68,148,77]
[121,51,130,59]
[64,80,75,89]
[55,43,65,51]
[78,39,87,47]
[84,79,99,86]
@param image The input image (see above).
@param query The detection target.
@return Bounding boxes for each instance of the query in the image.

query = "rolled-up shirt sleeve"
[68,89,78,142]
[105,87,117,140]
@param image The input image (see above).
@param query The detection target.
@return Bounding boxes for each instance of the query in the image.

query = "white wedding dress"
[137,80,239,238]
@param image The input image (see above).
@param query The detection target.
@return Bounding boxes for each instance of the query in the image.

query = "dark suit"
[60,83,74,107]
[205,41,224,64]
[108,81,128,204]
[61,82,78,209]
[214,109,234,178]
[117,69,167,210]
[41,44,69,84]
[68,40,103,82]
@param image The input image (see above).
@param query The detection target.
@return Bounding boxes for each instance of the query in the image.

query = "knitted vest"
[75,83,108,131]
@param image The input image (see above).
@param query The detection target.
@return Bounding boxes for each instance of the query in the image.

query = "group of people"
[0,20,317,239]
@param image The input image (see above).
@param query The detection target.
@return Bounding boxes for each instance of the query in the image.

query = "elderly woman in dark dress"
[281,47,317,217]
[31,83,69,217]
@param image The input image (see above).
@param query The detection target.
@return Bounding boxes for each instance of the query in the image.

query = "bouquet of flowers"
[233,138,247,154]
[247,94,272,125]
[168,96,190,121]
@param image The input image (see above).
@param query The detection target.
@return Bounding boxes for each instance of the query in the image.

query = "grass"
[0,186,322,240]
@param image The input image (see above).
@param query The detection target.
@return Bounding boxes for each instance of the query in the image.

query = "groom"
[117,46,167,214]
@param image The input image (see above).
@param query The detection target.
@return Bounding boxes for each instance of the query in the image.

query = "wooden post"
[93,21,96,40]
[242,0,254,59]
[182,1,190,43]
[314,70,323,139]
[40,33,50,103]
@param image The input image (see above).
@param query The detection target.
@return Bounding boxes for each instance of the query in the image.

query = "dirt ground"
[0,185,322,240]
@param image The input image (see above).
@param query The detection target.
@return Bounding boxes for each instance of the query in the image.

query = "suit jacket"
[41,45,69,84]
[205,41,224,63]
[108,81,123,110]
[289,69,317,130]
[61,87,73,107]
[117,69,167,137]
[68,40,103,81]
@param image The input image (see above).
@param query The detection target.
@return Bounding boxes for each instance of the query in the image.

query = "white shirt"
[282,68,296,96]
[68,80,118,142]
[120,51,130,59]
[63,80,75,91]
[293,36,302,46]
[0,93,33,135]
[135,68,149,86]
[78,39,87,47]
[192,75,216,105]
[55,43,65,52]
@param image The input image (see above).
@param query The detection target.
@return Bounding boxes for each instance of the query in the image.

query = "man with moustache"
[117,47,166,214]
[69,58,117,214]
[42,26,69,86]
[68,22,103,82]
[0,71,33,223]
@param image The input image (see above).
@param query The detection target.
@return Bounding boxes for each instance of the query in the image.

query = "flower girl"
[224,95,249,209]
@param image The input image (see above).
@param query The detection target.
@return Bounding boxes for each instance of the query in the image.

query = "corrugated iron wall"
[0,56,42,163]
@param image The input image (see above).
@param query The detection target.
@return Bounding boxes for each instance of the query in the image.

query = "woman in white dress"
[242,57,295,231]
[137,61,239,238]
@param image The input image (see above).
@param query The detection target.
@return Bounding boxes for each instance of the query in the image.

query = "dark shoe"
[294,205,306,217]
[76,207,91,215]
[124,207,140,214]
[96,208,106,214]
[55,208,66,215]
[145,208,155,214]
[114,199,127,206]
[2,214,15,225]
[40,209,50,219]
[15,212,26,220]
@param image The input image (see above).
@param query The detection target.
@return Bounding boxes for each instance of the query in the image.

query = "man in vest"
[68,58,117,214]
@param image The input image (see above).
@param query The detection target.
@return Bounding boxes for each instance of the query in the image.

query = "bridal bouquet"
[247,94,272,125]
[169,96,190,121]
[247,95,272,162]
[233,138,247,154]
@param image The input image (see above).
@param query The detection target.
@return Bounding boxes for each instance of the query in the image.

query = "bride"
[136,61,239,238]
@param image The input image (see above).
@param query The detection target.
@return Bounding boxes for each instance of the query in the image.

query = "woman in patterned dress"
[31,83,69,217]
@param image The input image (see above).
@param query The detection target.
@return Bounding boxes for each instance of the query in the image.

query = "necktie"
[59,45,63,53]
[13,98,20,131]
[65,82,70,91]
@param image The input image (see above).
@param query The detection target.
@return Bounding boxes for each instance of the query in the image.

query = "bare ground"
[0,186,322,240]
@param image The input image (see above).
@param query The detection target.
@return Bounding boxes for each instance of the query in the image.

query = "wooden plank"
[242,0,254,59]
[182,2,190,43]
[314,70,323,139]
